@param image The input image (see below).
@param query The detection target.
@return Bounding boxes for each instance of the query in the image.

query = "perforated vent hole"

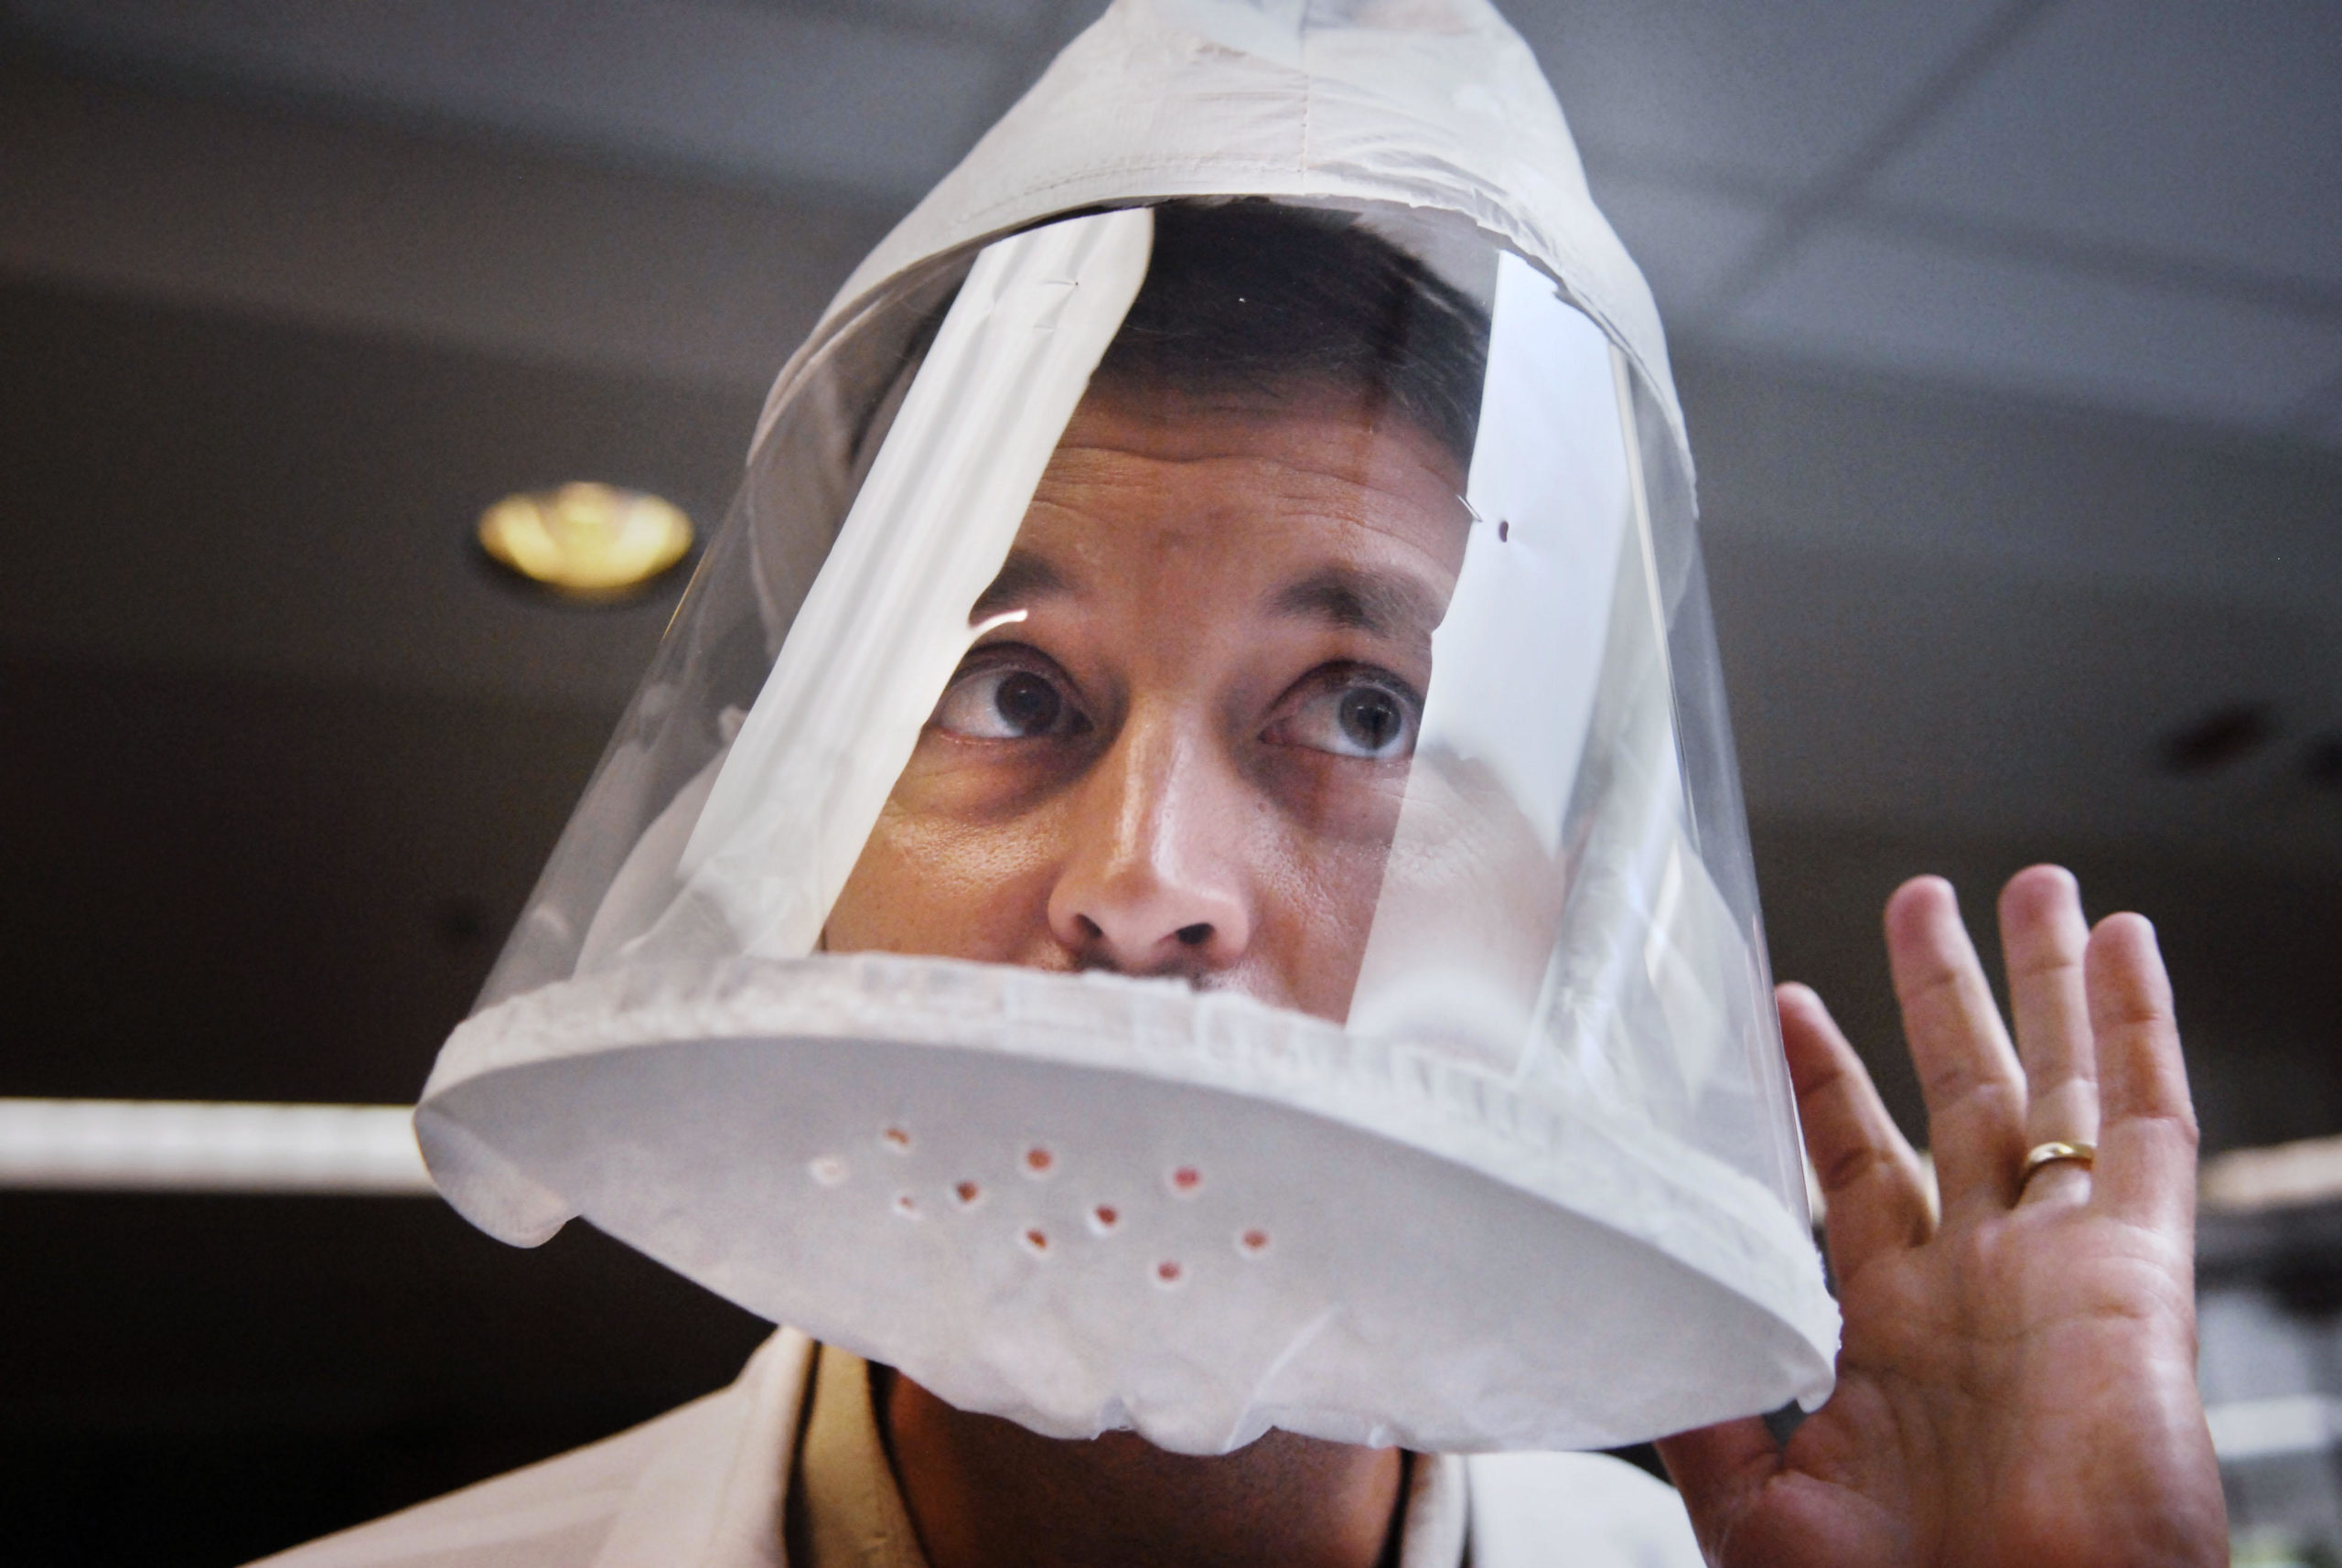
[953,1180,983,1208]
[879,1125,912,1154]
[1021,1227,1050,1256]
[1022,1145,1057,1178]
[893,1193,919,1219]
[1237,1228,1270,1257]
[808,1156,848,1187]
[1154,1259,1186,1288]
[1088,1204,1121,1236]
[1168,1165,1202,1197]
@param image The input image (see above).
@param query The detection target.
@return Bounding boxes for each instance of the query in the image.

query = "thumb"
[1656,1415,1780,1557]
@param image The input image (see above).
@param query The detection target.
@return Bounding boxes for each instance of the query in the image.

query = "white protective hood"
[771,0,1687,478]
[416,0,1840,1458]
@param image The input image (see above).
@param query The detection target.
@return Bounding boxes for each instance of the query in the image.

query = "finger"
[2085,913,2197,1230]
[1997,865,2100,1205]
[1885,876,2028,1211]
[1779,983,1933,1277]
[1655,1414,1780,1554]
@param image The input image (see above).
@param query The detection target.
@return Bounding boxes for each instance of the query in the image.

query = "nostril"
[1076,914,1104,940]
[1175,923,1211,948]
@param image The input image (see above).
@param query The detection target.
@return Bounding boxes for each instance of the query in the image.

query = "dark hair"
[1090,200,1491,467]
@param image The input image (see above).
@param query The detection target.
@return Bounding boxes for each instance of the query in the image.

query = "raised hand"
[1656,867,2226,1567]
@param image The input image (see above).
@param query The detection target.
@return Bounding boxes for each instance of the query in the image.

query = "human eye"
[928,651,1090,741]
[1262,665,1421,760]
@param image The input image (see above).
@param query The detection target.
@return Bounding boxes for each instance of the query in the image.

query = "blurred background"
[0,1,2337,1562]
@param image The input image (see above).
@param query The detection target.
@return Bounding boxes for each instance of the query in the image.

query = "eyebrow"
[1270,564,1445,641]
[969,550,1071,619]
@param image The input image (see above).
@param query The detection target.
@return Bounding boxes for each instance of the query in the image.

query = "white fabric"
[757,0,1687,489]
[419,958,1833,1454]
[247,1332,1702,1568]
[1470,1452,1709,1568]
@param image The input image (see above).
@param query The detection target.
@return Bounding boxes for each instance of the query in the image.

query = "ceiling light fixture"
[477,482,693,598]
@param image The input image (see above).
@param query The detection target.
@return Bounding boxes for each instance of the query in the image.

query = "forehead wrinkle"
[1042,427,1442,500]
[1040,447,1457,553]
[1014,414,1469,618]
[1269,564,1445,642]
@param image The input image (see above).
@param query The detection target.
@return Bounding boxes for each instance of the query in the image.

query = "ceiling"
[8,0,2340,446]
[3,0,2336,842]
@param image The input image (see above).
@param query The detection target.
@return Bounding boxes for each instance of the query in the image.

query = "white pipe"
[2201,1133,2342,1215]
[0,1099,432,1195]
[2206,1395,2342,1462]
[4,1094,2337,1212]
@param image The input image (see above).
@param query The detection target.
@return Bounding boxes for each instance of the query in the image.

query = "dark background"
[2,2,2337,1561]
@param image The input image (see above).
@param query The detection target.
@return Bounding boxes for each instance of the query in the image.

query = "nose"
[1046,709,1254,977]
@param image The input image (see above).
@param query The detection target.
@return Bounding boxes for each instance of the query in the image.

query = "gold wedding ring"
[2021,1140,2096,1186]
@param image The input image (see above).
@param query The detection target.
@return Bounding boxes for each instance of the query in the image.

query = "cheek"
[1236,831,1394,1023]
[1248,749,1412,847]
[1232,756,1408,1018]
[822,801,1068,965]
[1343,757,1571,1015]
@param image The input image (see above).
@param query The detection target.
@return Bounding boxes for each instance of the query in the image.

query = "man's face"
[822,385,1470,1021]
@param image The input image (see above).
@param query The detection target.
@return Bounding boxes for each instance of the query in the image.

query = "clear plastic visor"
[489,199,1798,1209]
[440,199,1827,1451]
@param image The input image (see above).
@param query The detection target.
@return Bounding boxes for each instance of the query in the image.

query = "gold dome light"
[477,482,693,597]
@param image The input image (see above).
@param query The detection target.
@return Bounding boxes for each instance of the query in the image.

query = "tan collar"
[787,1345,931,1568]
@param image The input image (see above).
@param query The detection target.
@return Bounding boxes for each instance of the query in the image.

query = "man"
[811,200,2226,1568]
[263,5,2226,1564]
[271,201,2220,1568]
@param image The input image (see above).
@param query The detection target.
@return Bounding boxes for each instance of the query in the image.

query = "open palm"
[1657,868,2226,1567]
